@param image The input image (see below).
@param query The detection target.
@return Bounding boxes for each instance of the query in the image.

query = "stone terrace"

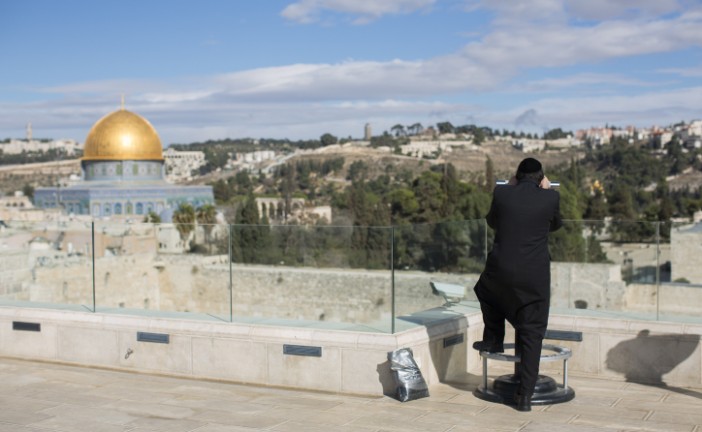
[1,357,701,432]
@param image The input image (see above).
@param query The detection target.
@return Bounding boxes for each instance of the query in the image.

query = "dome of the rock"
[82,109,163,161]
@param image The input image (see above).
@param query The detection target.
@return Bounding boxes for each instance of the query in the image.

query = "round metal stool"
[473,343,575,406]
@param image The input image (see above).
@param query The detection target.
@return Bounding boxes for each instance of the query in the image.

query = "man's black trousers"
[475,284,549,398]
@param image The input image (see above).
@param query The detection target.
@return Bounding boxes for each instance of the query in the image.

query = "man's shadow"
[605,330,702,399]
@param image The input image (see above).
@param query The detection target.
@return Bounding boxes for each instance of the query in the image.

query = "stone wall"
[671,222,702,284]
[0,250,31,297]
[551,262,626,310]
[1,306,700,395]
[3,253,700,325]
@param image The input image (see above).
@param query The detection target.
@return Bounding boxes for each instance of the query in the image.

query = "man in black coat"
[473,157,563,411]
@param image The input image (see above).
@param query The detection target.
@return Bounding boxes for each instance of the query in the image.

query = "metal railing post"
[229,224,233,323]
[391,226,396,334]
[91,221,96,312]
[656,221,660,321]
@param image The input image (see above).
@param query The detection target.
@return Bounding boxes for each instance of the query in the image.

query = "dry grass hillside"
[0,141,583,196]
[0,159,80,195]
[291,141,584,184]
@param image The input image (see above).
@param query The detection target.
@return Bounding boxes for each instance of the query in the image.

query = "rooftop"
[1,357,700,432]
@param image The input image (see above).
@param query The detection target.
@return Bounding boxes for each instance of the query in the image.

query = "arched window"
[126,203,133,214]
[92,204,100,216]
[136,203,144,215]
[114,203,122,214]
[103,204,111,215]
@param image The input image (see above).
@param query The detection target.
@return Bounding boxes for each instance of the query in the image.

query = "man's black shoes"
[515,394,532,412]
[472,341,504,353]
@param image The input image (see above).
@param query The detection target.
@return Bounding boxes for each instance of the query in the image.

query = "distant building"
[650,131,674,149]
[0,191,48,221]
[575,127,613,146]
[0,138,81,156]
[255,197,331,224]
[163,148,206,182]
[512,138,546,152]
[364,123,372,140]
[34,108,213,219]
[679,120,702,149]
[400,140,456,158]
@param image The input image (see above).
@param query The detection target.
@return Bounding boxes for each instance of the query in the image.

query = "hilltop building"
[1,122,81,156]
[33,108,213,219]
[163,147,206,182]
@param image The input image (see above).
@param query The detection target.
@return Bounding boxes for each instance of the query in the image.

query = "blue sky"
[1,0,702,145]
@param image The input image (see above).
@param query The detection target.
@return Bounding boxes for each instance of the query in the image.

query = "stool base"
[473,374,575,406]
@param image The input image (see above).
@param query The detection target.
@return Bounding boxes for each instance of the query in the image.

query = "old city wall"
[0,250,32,298]
[2,253,696,321]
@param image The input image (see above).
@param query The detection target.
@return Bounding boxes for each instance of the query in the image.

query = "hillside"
[191,140,584,188]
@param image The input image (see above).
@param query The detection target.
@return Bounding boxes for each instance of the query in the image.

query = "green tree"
[439,163,460,218]
[484,157,495,192]
[549,181,587,262]
[234,171,252,194]
[232,193,271,263]
[196,204,218,253]
[543,128,570,140]
[407,122,423,135]
[320,133,338,146]
[143,211,161,223]
[412,171,445,223]
[436,121,455,134]
[172,203,196,250]
[390,124,406,137]
[22,183,35,200]
[346,160,369,182]
[387,188,419,221]
[211,179,231,203]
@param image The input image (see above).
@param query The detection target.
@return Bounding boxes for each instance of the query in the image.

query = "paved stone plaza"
[0,357,700,432]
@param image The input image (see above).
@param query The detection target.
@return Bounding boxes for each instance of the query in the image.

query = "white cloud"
[565,0,684,21]
[498,86,702,131]
[658,65,702,77]
[4,1,702,143]
[281,0,436,24]
[467,0,687,23]
[510,73,663,94]
[461,11,702,73]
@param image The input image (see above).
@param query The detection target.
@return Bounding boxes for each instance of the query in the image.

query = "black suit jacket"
[478,178,563,310]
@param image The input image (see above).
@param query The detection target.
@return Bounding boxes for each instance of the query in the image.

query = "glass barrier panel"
[91,221,230,322]
[392,220,486,332]
[657,221,702,322]
[229,224,393,333]
[549,220,666,320]
[0,218,94,311]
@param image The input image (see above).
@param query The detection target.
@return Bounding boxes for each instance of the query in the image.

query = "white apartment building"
[1,138,81,155]
[163,148,207,182]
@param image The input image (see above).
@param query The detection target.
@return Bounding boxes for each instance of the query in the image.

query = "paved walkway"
[1,357,701,432]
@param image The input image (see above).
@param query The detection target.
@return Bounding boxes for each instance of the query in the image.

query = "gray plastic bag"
[388,347,429,402]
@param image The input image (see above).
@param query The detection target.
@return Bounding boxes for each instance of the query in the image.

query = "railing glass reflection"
[0,219,94,312]
[1,218,701,331]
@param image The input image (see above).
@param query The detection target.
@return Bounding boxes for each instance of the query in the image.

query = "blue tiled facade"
[34,159,214,218]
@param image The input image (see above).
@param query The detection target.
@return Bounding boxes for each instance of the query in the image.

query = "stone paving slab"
[0,357,701,432]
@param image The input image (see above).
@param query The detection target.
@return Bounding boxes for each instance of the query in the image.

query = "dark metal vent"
[443,333,464,348]
[283,344,322,357]
[12,321,41,332]
[545,330,583,342]
[137,332,170,344]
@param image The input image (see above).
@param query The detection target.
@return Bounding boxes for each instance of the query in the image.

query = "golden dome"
[82,109,163,161]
